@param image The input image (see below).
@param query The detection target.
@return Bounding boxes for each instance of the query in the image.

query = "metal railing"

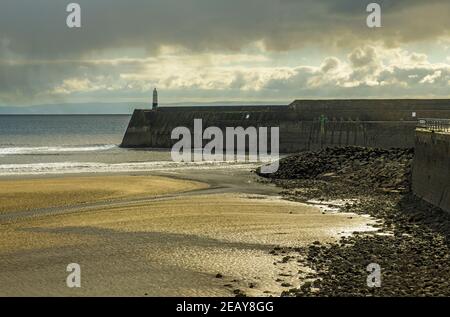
[417,118,450,132]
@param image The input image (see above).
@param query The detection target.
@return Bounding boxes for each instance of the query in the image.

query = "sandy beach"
[0,168,375,296]
[0,175,207,214]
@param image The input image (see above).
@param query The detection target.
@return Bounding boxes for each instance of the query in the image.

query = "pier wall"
[412,130,450,213]
[121,99,450,152]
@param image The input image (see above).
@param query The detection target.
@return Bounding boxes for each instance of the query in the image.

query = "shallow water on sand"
[0,180,376,296]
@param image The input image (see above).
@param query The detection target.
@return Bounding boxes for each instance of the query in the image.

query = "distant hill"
[0,103,145,115]
[0,101,285,115]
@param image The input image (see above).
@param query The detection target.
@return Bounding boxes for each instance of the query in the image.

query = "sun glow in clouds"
[1,1,450,106]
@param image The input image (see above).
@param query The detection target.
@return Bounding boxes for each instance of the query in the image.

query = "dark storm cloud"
[0,0,449,59]
[1,0,449,105]
[0,60,89,103]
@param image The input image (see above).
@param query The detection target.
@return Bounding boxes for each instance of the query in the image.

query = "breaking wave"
[0,144,117,156]
[0,160,261,176]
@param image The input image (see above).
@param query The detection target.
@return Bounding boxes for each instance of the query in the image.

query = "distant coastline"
[0,101,287,115]
[0,114,131,116]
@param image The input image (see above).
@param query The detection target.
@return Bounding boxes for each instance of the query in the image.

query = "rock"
[281,256,291,263]
[233,289,247,297]
[259,146,450,297]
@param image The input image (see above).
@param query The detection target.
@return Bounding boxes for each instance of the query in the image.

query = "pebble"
[259,146,450,296]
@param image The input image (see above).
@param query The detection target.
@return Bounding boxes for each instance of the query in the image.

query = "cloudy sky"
[1,0,450,107]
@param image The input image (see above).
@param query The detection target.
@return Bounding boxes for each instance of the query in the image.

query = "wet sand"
[0,175,207,214]
[0,169,375,296]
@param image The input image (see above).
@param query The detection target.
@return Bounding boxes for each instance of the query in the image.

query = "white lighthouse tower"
[152,88,158,110]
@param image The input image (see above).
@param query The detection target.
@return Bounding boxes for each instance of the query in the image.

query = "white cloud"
[52,78,97,95]
[3,44,450,105]
[420,71,443,84]
[260,46,450,98]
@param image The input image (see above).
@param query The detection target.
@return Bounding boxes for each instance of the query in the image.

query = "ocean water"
[0,115,256,176]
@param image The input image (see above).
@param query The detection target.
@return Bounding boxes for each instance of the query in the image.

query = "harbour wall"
[412,130,450,214]
[121,99,450,152]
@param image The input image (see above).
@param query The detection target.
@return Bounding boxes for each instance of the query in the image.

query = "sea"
[0,115,255,176]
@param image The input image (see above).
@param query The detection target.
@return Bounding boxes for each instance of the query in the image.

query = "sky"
[1,0,450,107]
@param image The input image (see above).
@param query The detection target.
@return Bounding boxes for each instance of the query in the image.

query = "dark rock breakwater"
[258,146,450,296]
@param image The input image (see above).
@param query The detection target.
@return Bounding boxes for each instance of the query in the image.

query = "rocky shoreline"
[258,146,450,296]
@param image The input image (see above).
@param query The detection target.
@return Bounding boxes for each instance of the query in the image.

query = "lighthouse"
[152,88,158,110]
